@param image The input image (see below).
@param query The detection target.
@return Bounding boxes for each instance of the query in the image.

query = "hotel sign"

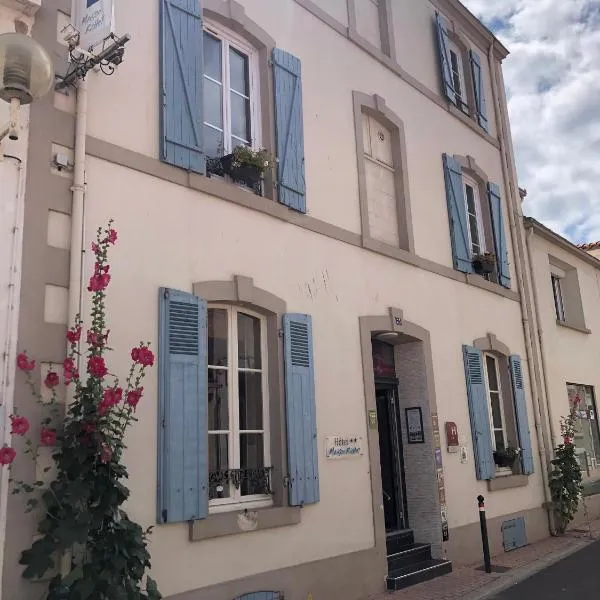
[72,0,115,50]
[326,436,364,459]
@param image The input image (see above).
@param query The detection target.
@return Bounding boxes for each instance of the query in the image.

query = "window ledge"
[465,273,519,301]
[556,320,591,334]
[487,474,528,491]
[189,505,301,541]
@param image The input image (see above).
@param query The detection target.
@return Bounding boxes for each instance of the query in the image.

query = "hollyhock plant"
[8,220,161,600]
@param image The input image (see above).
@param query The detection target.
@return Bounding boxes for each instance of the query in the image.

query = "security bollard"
[477,494,491,573]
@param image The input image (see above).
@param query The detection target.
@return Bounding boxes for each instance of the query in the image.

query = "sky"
[461,0,600,244]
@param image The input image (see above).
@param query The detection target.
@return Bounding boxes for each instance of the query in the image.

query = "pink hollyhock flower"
[40,428,57,447]
[105,229,117,244]
[88,272,111,293]
[126,387,143,410]
[44,371,60,389]
[100,443,112,464]
[99,387,122,415]
[87,356,108,378]
[132,345,154,367]
[563,436,573,446]
[16,352,35,372]
[63,358,79,385]
[0,447,16,466]
[91,242,99,254]
[10,415,30,436]
[66,326,82,344]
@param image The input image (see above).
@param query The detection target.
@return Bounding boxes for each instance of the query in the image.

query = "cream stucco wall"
[78,155,542,596]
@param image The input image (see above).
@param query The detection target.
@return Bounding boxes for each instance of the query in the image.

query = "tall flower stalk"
[4,222,161,599]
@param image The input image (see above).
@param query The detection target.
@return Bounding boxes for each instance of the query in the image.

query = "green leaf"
[72,576,95,600]
[146,576,162,600]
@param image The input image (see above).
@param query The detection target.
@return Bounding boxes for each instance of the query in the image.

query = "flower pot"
[493,452,516,468]
[220,153,263,193]
[473,258,496,275]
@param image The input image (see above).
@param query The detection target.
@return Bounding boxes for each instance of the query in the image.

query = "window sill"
[487,474,528,491]
[556,320,591,334]
[465,273,518,301]
[189,505,301,541]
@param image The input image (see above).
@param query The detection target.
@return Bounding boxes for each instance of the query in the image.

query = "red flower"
[66,326,82,344]
[105,229,117,244]
[44,371,60,389]
[9,415,30,436]
[0,447,16,466]
[563,436,573,446]
[131,345,154,367]
[16,352,35,372]
[63,358,79,385]
[100,443,112,464]
[126,387,143,410]
[83,422,96,434]
[91,242,99,254]
[88,272,111,292]
[40,428,57,447]
[87,356,108,378]
[99,387,122,415]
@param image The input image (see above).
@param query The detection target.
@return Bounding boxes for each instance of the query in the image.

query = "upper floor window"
[448,42,468,114]
[483,354,507,451]
[551,273,566,322]
[203,22,261,162]
[464,176,485,256]
[548,257,588,332]
[207,305,271,510]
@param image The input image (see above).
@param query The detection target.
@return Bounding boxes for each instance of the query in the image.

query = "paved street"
[490,539,600,599]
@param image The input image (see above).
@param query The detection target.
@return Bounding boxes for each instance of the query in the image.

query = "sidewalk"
[367,519,600,600]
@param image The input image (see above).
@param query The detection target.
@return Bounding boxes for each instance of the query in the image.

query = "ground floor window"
[567,384,600,480]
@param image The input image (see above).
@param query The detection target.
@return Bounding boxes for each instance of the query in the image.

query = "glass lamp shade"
[0,33,54,105]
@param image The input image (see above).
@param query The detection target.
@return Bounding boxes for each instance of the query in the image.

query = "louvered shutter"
[470,50,489,132]
[283,314,319,505]
[488,182,511,288]
[273,49,306,213]
[159,0,205,174]
[158,288,208,523]
[510,355,534,475]
[443,154,472,273]
[435,13,456,105]
[463,345,495,480]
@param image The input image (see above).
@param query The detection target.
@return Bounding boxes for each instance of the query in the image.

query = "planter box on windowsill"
[207,154,263,195]
[472,255,496,275]
[493,452,517,470]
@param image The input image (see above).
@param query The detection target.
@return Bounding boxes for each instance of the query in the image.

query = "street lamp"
[0,32,54,141]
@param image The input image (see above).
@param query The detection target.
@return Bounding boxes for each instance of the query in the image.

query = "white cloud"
[462,0,600,243]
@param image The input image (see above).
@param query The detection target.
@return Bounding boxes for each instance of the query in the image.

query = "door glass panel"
[208,308,228,366]
[238,312,261,369]
[238,372,263,430]
[240,433,265,495]
[208,434,229,499]
[208,369,228,430]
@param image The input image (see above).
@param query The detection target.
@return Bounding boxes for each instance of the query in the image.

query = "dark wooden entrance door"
[376,384,407,532]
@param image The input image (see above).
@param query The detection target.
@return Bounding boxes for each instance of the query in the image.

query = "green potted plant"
[493,445,520,468]
[472,252,496,275]
[220,145,274,193]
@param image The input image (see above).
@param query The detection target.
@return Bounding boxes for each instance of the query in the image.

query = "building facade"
[2,1,557,599]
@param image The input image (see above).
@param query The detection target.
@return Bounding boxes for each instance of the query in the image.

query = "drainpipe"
[487,42,555,533]
[525,224,558,447]
[68,79,88,374]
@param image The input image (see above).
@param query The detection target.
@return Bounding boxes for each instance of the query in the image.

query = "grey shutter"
[159,0,205,174]
[435,13,456,104]
[510,355,534,475]
[470,50,489,132]
[488,182,511,288]
[463,345,495,480]
[443,154,472,273]
[283,314,319,505]
[273,48,306,213]
[158,288,208,523]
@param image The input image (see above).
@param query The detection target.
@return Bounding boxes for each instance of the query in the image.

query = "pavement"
[367,517,600,600]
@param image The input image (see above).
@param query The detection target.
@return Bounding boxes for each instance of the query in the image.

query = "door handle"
[382,490,392,502]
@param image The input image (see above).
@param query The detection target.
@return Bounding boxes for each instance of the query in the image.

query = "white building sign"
[72,0,114,50]
[326,436,364,459]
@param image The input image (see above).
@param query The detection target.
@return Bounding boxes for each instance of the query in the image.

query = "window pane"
[238,312,261,369]
[240,433,265,495]
[239,372,263,430]
[208,369,228,430]
[490,392,503,429]
[204,125,224,159]
[494,430,506,450]
[208,308,228,366]
[208,434,230,499]
[230,92,251,142]
[465,184,476,214]
[469,214,480,250]
[203,78,223,129]
[486,356,499,391]
[203,32,222,82]
[229,47,249,96]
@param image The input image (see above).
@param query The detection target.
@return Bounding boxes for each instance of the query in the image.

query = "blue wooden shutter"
[159,0,205,174]
[273,48,306,213]
[510,355,534,475]
[435,13,456,105]
[488,182,511,288]
[463,345,495,480]
[236,593,282,600]
[469,50,489,132]
[283,314,319,505]
[158,288,208,523]
[443,154,472,273]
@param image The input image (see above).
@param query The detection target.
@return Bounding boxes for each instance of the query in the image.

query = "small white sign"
[326,435,364,459]
[72,0,114,50]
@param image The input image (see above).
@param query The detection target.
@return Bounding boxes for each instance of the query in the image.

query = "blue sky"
[462,0,600,244]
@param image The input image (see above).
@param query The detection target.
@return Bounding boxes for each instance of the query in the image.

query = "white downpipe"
[68,79,88,373]
[488,42,555,531]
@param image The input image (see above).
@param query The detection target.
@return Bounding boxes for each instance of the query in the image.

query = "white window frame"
[448,41,468,113]
[483,353,507,453]
[203,20,262,156]
[207,304,272,513]
[463,175,486,256]
[551,273,566,322]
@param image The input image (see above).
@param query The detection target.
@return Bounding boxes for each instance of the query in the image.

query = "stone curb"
[461,536,596,600]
